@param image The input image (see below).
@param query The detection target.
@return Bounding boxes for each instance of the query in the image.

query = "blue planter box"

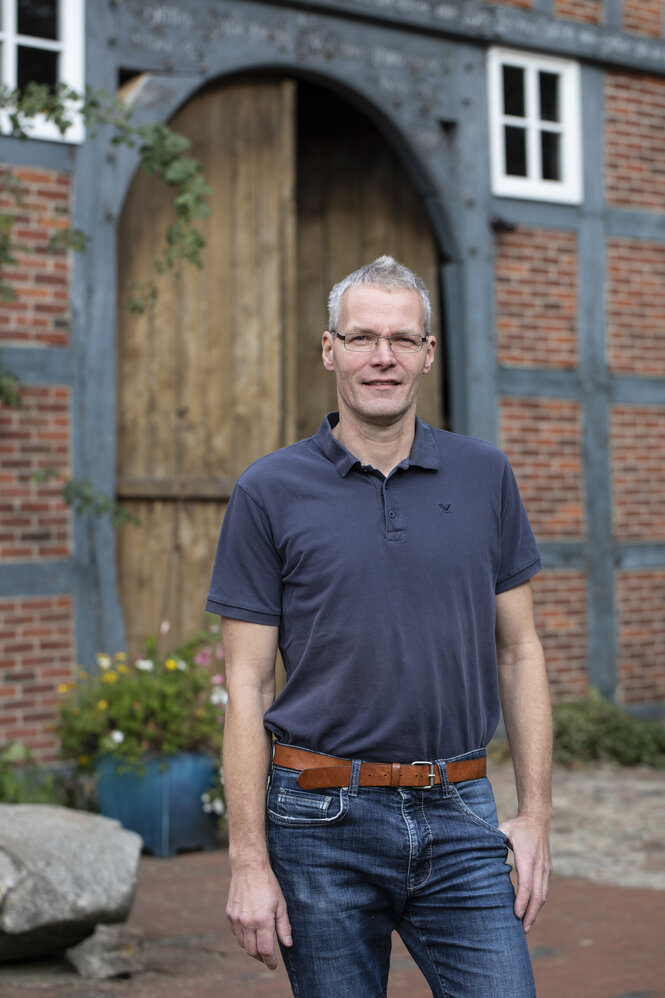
[95,752,218,858]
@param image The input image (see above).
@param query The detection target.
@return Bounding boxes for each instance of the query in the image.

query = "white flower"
[176,659,187,671]
[210,687,228,706]
[201,791,226,817]
[96,653,112,670]
[110,730,125,745]
[135,658,154,671]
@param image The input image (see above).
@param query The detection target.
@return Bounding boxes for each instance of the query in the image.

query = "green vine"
[0,81,212,312]
[1,82,211,527]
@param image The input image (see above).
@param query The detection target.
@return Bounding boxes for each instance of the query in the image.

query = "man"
[207,256,552,997]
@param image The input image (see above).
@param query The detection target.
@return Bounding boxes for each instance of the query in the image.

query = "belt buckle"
[411,760,436,789]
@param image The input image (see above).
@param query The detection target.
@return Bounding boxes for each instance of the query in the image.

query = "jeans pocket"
[267,783,349,827]
[449,777,508,839]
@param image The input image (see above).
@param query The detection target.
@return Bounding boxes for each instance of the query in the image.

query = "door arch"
[116,73,444,651]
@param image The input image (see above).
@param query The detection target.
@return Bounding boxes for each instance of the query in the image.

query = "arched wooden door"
[116,75,442,652]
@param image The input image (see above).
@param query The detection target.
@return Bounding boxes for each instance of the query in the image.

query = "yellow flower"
[57,682,75,694]
[78,670,87,680]
[97,700,108,710]
[72,707,80,716]
[78,754,90,766]
[114,651,127,661]
[117,663,130,674]
[101,670,118,684]
[165,658,178,671]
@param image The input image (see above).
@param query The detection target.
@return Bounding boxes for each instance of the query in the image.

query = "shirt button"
[388,510,396,518]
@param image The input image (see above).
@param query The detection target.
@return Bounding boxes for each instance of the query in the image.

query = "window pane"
[539,72,559,122]
[18,0,58,40]
[541,130,561,181]
[18,45,58,91]
[505,125,527,176]
[502,65,525,117]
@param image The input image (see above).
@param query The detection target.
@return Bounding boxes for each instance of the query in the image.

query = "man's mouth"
[364,380,401,387]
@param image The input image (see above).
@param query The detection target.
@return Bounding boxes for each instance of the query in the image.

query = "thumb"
[275,903,293,948]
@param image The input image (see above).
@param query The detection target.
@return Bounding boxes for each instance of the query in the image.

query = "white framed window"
[488,47,582,204]
[0,0,84,142]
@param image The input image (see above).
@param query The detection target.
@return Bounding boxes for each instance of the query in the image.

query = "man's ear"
[422,335,436,375]
[322,331,335,372]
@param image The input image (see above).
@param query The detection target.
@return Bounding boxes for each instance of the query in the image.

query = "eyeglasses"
[334,331,427,353]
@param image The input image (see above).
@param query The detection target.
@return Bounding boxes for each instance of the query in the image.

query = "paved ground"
[1,761,664,998]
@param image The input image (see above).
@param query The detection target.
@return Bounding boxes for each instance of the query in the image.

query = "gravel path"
[490,760,665,890]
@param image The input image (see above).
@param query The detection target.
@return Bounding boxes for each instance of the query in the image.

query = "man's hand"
[498,812,552,934]
[226,862,293,970]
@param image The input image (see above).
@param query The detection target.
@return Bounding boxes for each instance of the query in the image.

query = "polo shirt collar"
[315,412,441,477]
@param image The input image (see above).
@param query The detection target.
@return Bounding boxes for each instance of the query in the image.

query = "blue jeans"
[266,746,536,998]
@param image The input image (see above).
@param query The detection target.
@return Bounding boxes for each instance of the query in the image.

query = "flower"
[215,643,224,661]
[211,686,228,706]
[57,682,75,694]
[194,646,212,667]
[56,615,226,773]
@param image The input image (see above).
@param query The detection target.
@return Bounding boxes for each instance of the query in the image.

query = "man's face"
[322,285,436,427]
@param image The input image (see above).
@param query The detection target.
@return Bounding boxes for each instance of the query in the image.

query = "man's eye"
[349,334,372,344]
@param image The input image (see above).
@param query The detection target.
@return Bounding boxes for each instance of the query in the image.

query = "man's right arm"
[221,616,292,971]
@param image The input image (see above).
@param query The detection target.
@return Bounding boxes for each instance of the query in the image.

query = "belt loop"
[436,759,451,798]
[348,758,362,797]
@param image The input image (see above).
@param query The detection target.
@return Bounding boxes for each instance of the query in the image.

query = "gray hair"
[327,255,432,336]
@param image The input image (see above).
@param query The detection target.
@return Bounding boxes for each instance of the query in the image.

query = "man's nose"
[371,337,395,362]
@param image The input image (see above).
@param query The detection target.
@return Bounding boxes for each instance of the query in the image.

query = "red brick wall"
[0,167,71,347]
[605,73,665,210]
[606,239,665,378]
[616,571,665,705]
[0,596,74,763]
[622,0,664,37]
[554,0,602,24]
[499,398,585,540]
[495,229,578,370]
[0,385,71,560]
[1,162,74,761]
[533,570,588,700]
[611,405,665,542]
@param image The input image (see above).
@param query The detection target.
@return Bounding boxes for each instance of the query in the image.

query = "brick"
[606,73,665,208]
[622,0,664,37]
[0,595,74,762]
[499,398,585,540]
[611,405,665,541]
[606,239,665,377]
[616,570,665,704]
[554,0,602,24]
[495,229,578,370]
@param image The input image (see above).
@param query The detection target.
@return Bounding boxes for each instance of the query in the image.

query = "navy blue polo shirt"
[206,413,541,762]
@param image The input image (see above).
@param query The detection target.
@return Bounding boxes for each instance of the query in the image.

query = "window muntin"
[0,0,84,142]
[488,48,582,204]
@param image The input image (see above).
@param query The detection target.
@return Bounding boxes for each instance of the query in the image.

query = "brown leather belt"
[272,744,486,791]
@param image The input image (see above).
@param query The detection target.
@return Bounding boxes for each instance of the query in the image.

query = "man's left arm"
[495,579,553,934]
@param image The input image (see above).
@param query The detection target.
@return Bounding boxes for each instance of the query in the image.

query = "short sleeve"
[495,461,542,594]
[205,483,283,625]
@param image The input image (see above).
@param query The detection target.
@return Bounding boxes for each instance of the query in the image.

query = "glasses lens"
[343,333,376,351]
[391,335,423,353]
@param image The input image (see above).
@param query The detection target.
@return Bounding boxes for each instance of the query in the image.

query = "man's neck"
[332,412,416,476]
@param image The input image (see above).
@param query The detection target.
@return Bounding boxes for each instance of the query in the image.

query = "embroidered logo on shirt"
[438,503,452,513]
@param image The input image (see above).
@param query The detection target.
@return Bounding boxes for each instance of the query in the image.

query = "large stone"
[0,804,142,962]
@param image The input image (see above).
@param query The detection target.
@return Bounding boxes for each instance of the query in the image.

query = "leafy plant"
[0,742,60,803]
[552,689,665,767]
[56,618,226,770]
